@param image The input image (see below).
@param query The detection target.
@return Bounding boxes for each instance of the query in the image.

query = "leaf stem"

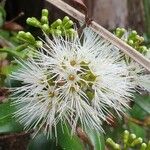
[0,44,28,58]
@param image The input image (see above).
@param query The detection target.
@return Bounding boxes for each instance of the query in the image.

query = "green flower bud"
[25,32,35,43]
[17,31,36,44]
[141,46,147,52]
[35,41,43,48]
[67,28,76,36]
[41,16,49,24]
[17,31,26,37]
[63,16,70,24]
[26,17,41,27]
[136,35,140,41]
[64,20,74,29]
[114,144,121,150]
[131,30,137,36]
[42,24,49,32]
[123,130,129,144]
[57,26,61,30]
[147,141,150,150]
[51,19,62,28]
[120,28,126,33]
[131,137,143,147]
[53,29,62,36]
[140,143,147,150]
[106,138,121,150]
[128,39,134,45]
[42,9,49,17]
[128,133,136,144]
[139,36,144,43]
[116,28,121,32]
[115,28,125,38]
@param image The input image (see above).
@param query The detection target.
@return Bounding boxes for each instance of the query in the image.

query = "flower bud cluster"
[17,31,43,48]
[114,28,149,55]
[106,130,150,150]
[26,9,76,36]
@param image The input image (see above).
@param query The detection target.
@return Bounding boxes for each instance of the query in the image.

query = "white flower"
[128,60,150,92]
[11,28,134,137]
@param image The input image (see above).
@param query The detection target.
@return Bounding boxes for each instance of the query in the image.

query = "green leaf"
[27,133,59,150]
[57,123,84,150]
[0,101,23,133]
[128,122,146,139]
[85,127,105,150]
[134,94,150,114]
[0,5,6,27]
[129,103,148,120]
[1,64,19,76]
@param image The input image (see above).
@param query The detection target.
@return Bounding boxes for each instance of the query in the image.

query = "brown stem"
[76,127,94,150]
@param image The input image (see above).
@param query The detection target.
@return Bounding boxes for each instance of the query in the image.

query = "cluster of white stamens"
[11,28,134,137]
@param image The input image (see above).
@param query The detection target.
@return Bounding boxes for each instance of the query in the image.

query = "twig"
[76,127,94,150]
[46,0,150,72]
[0,130,33,140]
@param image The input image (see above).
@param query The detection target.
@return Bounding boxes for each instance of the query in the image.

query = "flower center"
[49,91,55,97]
[70,60,76,66]
[68,74,75,81]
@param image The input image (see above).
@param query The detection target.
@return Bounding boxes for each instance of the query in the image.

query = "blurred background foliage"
[0,0,150,150]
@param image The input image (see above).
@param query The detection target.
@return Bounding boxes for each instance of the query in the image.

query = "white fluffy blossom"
[128,60,150,92]
[11,28,134,136]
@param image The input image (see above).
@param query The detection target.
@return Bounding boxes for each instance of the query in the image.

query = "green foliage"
[143,0,150,41]
[0,101,23,133]
[133,94,150,115]
[28,134,59,150]
[57,123,84,150]
[0,5,6,27]
[85,127,105,150]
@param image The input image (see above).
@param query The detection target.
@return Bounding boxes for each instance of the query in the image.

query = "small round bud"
[141,46,147,51]
[63,16,70,24]
[57,26,61,30]
[18,31,25,36]
[25,32,32,37]
[140,143,147,150]
[131,30,137,35]
[131,137,143,147]
[26,17,41,27]
[140,36,144,42]
[42,9,49,17]
[42,24,49,32]
[129,133,136,143]
[41,16,48,24]
[67,28,76,36]
[35,41,43,48]
[128,40,134,45]
[64,20,74,28]
[106,138,121,150]
[115,28,125,38]
[123,130,129,144]
[54,29,62,36]
[114,144,121,150]
[106,138,116,148]
[136,35,140,40]
[51,19,62,28]
[25,32,35,42]
[116,28,121,32]
[147,141,150,149]
[120,28,126,33]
